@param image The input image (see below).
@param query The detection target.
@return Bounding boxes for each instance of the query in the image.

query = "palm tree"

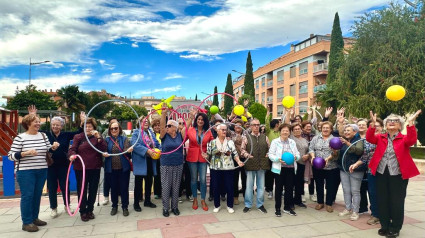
[56,85,87,113]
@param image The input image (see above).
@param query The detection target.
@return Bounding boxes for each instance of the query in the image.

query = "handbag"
[41,133,54,166]
[110,137,133,171]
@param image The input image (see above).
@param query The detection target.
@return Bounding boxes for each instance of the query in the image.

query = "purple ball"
[329,137,343,150]
[313,157,326,169]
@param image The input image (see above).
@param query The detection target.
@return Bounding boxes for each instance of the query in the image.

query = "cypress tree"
[195,94,198,101]
[327,12,344,84]
[224,73,234,115]
[244,51,255,98]
[213,86,219,106]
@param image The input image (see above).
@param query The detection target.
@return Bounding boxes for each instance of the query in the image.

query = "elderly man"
[240,118,270,213]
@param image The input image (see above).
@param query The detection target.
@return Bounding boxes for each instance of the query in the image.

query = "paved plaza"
[0,175,424,238]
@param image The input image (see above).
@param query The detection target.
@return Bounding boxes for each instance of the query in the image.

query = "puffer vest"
[244,133,270,171]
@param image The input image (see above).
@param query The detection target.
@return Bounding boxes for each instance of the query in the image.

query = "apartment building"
[233,34,354,118]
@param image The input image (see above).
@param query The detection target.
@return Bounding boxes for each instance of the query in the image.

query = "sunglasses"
[179,122,184,125]
[166,125,173,128]
[110,127,119,131]
[387,119,400,123]
[251,124,260,127]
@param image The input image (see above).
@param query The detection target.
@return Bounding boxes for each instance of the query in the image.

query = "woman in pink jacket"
[366,110,421,238]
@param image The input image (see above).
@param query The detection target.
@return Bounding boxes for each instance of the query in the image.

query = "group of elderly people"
[8,104,421,238]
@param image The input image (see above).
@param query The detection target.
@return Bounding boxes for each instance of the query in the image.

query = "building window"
[299,61,308,75]
[261,77,265,87]
[241,86,244,94]
[261,92,265,104]
[277,105,284,116]
[277,87,284,99]
[255,94,259,102]
[299,81,308,94]
[290,84,296,96]
[277,70,284,82]
[255,80,259,89]
[290,66,296,78]
[299,101,308,113]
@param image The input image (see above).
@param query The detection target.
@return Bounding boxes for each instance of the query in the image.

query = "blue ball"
[281,152,294,165]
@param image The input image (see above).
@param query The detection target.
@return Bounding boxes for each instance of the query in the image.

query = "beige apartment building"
[233,34,353,118]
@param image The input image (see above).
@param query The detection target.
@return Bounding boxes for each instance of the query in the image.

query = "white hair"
[345,124,359,132]
[167,120,178,128]
[216,123,227,130]
[51,117,65,127]
[383,114,405,130]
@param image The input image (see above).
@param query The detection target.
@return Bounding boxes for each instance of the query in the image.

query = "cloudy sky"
[0,0,392,105]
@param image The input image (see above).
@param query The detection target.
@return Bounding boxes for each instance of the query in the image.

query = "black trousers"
[265,169,275,193]
[359,172,369,213]
[109,169,130,209]
[47,166,70,209]
[309,178,315,195]
[211,169,234,208]
[75,169,100,214]
[154,158,161,197]
[376,167,408,232]
[233,166,246,198]
[313,167,340,206]
[179,162,192,198]
[294,163,305,204]
[275,167,295,210]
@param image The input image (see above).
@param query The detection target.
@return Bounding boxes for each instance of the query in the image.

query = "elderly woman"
[309,121,340,213]
[335,124,364,221]
[268,124,300,217]
[103,122,133,216]
[28,105,85,218]
[367,110,421,238]
[186,112,213,211]
[69,117,107,222]
[8,114,59,232]
[131,116,160,212]
[205,123,244,213]
[159,109,187,217]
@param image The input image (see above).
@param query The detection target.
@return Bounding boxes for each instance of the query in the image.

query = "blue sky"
[0,0,393,105]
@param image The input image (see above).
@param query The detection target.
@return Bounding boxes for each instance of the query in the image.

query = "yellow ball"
[386,85,406,101]
[282,96,295,108]
[151,148,161,160]
[241,116,247,122]
[233,105,245,116]
[247,112,252,118]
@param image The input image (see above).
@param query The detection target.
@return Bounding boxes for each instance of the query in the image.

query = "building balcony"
[277,80,284,85]
[267,96,273,104]
[267,81,273,88]
[313,63,328,76]
[314,84,327,93]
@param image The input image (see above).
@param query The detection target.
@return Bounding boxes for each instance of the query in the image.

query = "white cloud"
[135,85,182,95]
[180,54,221,61]
[82,68,93,73]
[98,59,115,70]
[0,0,389,66]
[163,73,184,81]
[99,72,127,83]
[131,42,139,48]
[129,74,145,82]
[0,74,91,104]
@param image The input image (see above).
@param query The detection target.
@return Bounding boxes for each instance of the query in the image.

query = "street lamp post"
[29,58,50,86]
[232,69,244,75]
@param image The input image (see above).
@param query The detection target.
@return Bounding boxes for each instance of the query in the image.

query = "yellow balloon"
[233,105,245,116]
[241,116,247,122]
[282,96,295,108]
[247,112,252,118]
[151,148,161,160]
[386,85,406,101]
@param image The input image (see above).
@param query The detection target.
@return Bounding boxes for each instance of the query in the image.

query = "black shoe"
[123,208,129,216]
[163,209,170,217]
[275,209,282,217]
[296,203,307,208]
[144,202,157,208]
[258,206,267,213]
[172,208,180,216]
[243,207,251,213]
[87,212,95,219]
[133,204,142,212]
[110,207,118,216]
[386,231,399,238]
[208,197,213,201]
[378,229,388,236]
[283,209,297,216]
[290,205,295,210]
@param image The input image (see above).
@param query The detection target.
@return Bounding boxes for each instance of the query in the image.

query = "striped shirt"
[8,132,51,171]
[377,133,401,175]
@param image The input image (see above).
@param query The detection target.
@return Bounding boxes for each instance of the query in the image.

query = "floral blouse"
[207,138,239,170]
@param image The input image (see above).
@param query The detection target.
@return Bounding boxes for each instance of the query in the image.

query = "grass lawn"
[411,147,425,159]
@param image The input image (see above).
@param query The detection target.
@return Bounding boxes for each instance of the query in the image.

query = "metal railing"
[313,63,328,73]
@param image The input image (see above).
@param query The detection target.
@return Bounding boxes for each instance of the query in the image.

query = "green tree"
[110,105,148,122]
[6,85,57,113]
[195,94,198,101]
[318,2,425,119]
[56,85,88,114]
[244,51,255,98]
[248,102,267,124]
[327,12,345,85]
[237,94,254,108]
[213,86,219,106]
[86,93,114,119]
[224,73,234,116]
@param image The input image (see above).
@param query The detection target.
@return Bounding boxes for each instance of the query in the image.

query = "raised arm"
[160,109,167,139]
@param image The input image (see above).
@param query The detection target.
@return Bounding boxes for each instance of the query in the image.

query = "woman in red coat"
[186,112,214,211]
[366,110,421,238]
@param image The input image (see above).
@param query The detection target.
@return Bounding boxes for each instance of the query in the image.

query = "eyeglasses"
[110,127,119,131]
[387,119,400,123]
[166,125,173,128]
[251,124,260,127]
[220,129,227,131]
[179,122,184,125]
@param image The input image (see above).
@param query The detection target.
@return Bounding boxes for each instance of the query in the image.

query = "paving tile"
[311,234,352,238]
[116,229,162,238]
[272,224,324,238]
[73,213,118,226]
[0,221,24,233]
[161,223,208,238]
[204,220,249,234]
[339,213,379,230]
[405,211,425,222]
[239,216,285,229]
[194,233,235,238]
[0,207,12,215]
[42,225,93,238]
[177,214,218,225]
[0,229,47,238]
[397,224,425,238]
[138,217,179,230]
[0,214,19,223]
[233,228,280,238]
[412,222,425,230]
[92,220,137,235]
[308,221,358,235]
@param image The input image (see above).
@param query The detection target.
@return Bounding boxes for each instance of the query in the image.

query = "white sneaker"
[102,196,109,205]
[227,207,235,214]
[350,212,359,221]
[178,197,183,203]
[339,209,352,217]
[267,191,273,199]
[310,194,317,202]
[213,206,221,213]
[50,208,58,218]
[301,195,306,203]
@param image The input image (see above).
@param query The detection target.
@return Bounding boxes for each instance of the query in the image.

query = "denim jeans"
[244,170,265,208]
[367,172,379,218]
[340,170,364,213]
[17,169,47,225]
[47,166,69,209]
[188,162,207,200]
